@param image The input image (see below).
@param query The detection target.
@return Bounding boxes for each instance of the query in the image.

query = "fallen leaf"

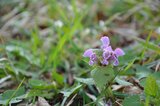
[37,97,50,106]
[123,86,142,94]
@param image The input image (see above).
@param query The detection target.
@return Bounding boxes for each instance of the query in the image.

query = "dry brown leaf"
[123,86,142,94]
[112,85,124,91]
[36,97,50,106]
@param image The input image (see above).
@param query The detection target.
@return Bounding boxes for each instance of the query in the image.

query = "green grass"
[0,0,160,105]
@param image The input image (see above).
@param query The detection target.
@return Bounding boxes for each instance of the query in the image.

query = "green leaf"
[0,87,25,105]
[52,71,64,85]
[144,75,158,97]
[113,91,129,98]
[122,95,144,106]
[61,84,82,97]
[6,45,40,66]
[120,58,137,74]
[26,90,53,99]
[115,77,133,86]
[135,65,153,79]
[61,84,83,106]
[139,78,146,88]
[91,66,114,90]
[119,48,138,65]
[74,77,94,85]
[28,79,56,90]
[152,72,160,86]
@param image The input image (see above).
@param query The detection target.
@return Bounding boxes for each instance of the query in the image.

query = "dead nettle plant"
[83,36,125,102]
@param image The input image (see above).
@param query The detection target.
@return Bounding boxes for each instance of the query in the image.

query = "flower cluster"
[83,36,125,66]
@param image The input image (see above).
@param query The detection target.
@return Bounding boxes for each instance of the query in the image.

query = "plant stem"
[104,69,122,102]
[145,95,150,106]
[6,77,25,106]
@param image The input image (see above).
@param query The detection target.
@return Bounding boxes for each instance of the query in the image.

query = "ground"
[0,0,160,106]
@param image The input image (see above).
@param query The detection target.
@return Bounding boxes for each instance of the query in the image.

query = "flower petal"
[114,48,125,57]
[90,53,97,61]
[103,51,111,59]
[101,36,110,46]
[105,46,113,51]
[101,59,109,65]
[109,55,119,66]
[113,59,119,66]
[89,60,94,66]
[83,49,93,57]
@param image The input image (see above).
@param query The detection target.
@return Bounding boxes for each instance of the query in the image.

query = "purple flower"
[101,46,112,65]
[109,53,119,66]
[101,36,110,49]
[102,47,125,66]
[114,48,125,57]
[83,36,125,66]
[83,49,97,66]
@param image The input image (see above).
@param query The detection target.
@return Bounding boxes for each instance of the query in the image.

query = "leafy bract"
[91,66,114,90]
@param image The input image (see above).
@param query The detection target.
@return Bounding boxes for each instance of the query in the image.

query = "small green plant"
[83,36,125,104]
